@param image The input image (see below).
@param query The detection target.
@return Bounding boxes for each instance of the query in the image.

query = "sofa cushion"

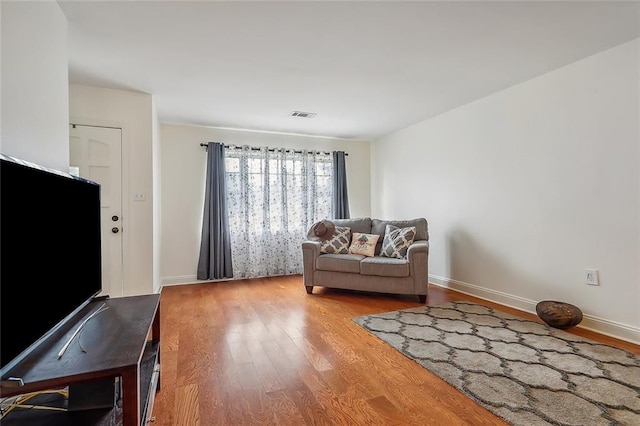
[360,256,409,277]
[316,253,364,273]
[380,224,417,259]
[332,217,372,234]
[320,226,351,254]
[372,218,428,254]
[348,233,380,257]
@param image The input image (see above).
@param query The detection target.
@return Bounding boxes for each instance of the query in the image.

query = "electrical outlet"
[133,192,145,201]
[585,269,599,286]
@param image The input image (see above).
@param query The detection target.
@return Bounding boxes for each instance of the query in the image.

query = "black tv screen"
[0,153,102,375]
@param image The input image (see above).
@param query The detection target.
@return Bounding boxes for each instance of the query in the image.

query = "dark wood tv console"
[0,294,160,426]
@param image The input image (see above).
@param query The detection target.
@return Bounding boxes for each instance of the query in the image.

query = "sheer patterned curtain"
[225,146,332,278]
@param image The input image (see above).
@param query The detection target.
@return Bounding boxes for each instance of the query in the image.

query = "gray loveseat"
[302,217,429,302]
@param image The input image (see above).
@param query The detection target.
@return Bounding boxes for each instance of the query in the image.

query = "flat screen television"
[0,153,103,378]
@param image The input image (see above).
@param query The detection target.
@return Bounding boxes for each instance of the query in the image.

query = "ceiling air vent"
[290,111,318,118]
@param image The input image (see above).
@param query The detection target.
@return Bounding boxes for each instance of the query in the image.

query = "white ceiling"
[59,1,640,140]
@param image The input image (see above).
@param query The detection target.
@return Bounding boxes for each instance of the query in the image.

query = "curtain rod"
[199,143,347,156]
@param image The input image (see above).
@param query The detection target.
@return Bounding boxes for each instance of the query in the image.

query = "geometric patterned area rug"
[353,301,640,426]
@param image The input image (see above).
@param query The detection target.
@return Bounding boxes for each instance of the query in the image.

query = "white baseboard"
[161,275,201,287]
[161,275,239,287]
[429,274,640,345]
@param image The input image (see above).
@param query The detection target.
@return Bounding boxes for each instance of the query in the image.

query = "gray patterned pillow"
[380,224,416,258]
[320,226,351,254]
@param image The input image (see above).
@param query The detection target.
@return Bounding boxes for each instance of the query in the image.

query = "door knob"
[112,215,119,222]
[112,227,119,234]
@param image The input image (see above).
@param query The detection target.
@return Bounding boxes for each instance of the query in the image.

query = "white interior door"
[69,124,123,298]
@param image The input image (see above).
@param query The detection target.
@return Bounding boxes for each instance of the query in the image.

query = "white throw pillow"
[348,233,380,257]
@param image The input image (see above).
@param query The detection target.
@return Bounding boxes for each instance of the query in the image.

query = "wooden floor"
[151,275,640,425]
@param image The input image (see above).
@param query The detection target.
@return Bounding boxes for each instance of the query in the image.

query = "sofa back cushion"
[371,218,429,255]
[332,217,372,234]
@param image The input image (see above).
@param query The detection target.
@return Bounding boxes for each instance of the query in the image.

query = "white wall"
[1,1,69,170]
[69,84,155,297]
[372,39,640,343]
[160,123,371,286]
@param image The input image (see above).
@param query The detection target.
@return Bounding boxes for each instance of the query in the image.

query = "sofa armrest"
[302,240,322,285]
[302,240,322,255]
[407,240,429,294]
[407,240,429,257]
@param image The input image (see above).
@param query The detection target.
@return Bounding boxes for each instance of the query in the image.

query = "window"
[224,146,332,278]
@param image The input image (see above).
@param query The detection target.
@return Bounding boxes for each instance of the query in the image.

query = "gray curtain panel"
[332,151,350,219]
[197,142,233,280]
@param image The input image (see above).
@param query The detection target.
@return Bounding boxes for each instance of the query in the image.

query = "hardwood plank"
[264,389,306,425]
[286,382,335,425]
[152,275,640,425]
[194,380,225,425]
[244,338,284,393]
[173,383,199,426]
